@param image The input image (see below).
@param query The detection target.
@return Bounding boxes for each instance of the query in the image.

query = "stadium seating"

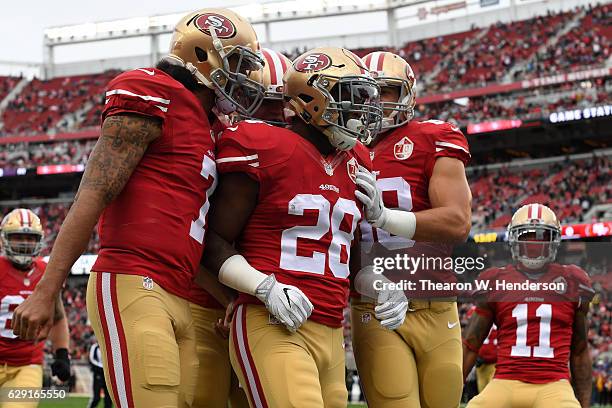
[0,71,117,137]
[0,7,608,138]
[0,140,96,168]
[418,76,611,125]
[521,3,611,80]
[0,76,21,102]
[470,155,611,229]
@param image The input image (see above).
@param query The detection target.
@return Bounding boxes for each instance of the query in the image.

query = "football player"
[0,209,71,403]
[351,51,472,408]
[246,48,293,126]
[466,305,498,393]
[184,47,292,408]
[463,204,594,408]
[201,47,381,407]
[12,8,265,408]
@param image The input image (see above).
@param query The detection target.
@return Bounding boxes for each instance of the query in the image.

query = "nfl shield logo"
[346,158,358,183]
[142,276,154,291]
[361,313,372,324]
[394,137,414,160]
[369,151,375,161]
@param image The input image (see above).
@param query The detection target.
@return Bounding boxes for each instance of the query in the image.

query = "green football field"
[37,398,372,408]
[38,397,612,407]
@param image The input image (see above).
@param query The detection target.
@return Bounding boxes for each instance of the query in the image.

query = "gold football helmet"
[246,48,292,126]
[363,51,416,138]
[507,204,561,270]
[1,209,44,268]
[167,8,265,115]
[284,47,383,151]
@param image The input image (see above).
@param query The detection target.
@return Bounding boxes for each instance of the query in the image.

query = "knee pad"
[420,362,463,408]
[368,345,417,400]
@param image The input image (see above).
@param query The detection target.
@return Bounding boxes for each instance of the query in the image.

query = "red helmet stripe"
[376,52,385,71]
[363,53,373,69]
[537,204,543,219]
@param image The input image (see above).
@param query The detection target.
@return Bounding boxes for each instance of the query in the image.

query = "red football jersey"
[479,324,498,364]
[92,68,217,299]
[475,263,594,383]
[186,117,228,309]
[358,120,471,297]
[0,257,46,365]
[216,121,371,327]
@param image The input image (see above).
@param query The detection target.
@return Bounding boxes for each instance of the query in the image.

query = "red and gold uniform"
[0,257,46,407]
[467,263,594,407]
[218,121,370,407]
[352,119,471,408]
[185,117,248,408]
[86,67,216,408]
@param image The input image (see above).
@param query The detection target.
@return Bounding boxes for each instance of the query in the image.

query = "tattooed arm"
[12,114,161,340]
[462,301,494,382]
[570,302,592,408]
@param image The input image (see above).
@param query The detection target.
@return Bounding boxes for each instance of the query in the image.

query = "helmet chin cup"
[324,125,357,151]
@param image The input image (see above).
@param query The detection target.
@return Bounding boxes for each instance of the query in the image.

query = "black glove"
[51,348,71,382]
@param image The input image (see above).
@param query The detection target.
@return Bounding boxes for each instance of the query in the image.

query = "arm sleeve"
[103,70,170,122]
[216,124,261,182]
[433,123,471,165]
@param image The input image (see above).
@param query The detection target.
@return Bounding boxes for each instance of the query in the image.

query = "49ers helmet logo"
[194,13,237,38]
[294,53,332,72]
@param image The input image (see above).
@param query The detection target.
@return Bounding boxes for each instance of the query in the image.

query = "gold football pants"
[351,300,463,408]
[0,363,42,408]
[467,379,580,408]
[189,303,249,408]
[87,272,198,408]
[229,304,347,408]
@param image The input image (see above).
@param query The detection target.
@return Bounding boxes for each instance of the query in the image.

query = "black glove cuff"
[55,348,70,361]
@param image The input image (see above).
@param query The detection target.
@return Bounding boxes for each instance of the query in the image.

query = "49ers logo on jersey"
[347,158,358,183]
[394,136,414,160]
[294,53,332,72]
[194,13,237,38]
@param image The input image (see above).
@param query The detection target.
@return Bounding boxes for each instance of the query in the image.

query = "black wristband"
[55,348,70,360]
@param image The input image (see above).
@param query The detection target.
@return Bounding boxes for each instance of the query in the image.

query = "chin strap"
[322,125,357,151]
[162,55,215,89]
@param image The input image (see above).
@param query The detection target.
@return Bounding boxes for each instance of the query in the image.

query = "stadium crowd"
[470,154,611,229]
[0,139,96,168]
[418,77,611,126]
[0,71,117,137]
[0,6,608,141]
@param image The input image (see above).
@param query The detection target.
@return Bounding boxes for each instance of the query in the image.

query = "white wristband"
[218,254,268,295]
[378,208,417,240]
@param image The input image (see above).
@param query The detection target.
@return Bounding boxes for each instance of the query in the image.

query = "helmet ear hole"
[195,47,208,62]
[298,93,314,103]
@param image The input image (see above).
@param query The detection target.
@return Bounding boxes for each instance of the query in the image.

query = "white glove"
[354,266,408,330]
[355,165,417,240]
[374,288,409,330]
[354,166,387,227]
[255,274,314,332]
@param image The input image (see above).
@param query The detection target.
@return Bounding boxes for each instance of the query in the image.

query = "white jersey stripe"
[434,141,470,155]
[105,89,170,105]
[216,154,259,164]
[236,305,264,408]
[101,273,129,408]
